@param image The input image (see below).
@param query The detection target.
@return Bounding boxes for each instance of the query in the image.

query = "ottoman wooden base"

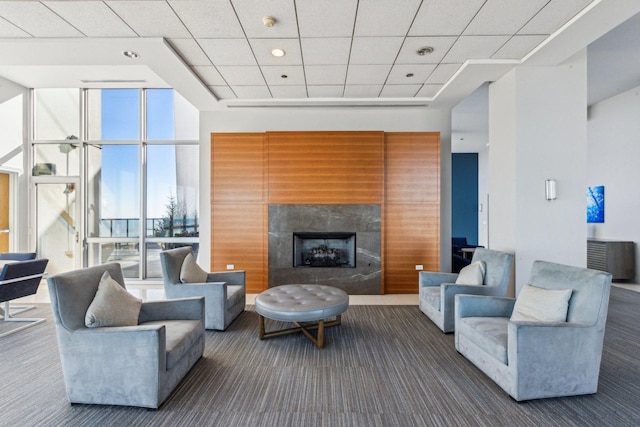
[258,314,342,349]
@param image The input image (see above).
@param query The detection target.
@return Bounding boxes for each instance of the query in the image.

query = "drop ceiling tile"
[231,0,298,38]
[416,84,442,97]
[44,1,137,37]
[425,63,462,84]
[0,2,83,37]
[169,0,244,38]
[387,64,436,84]
[106,1,190,38]
[261,65,305,85]
[463,0,548,36]
[168,39,211,66]
[350,37,403,65]
[346,64,392,85]
[354,0,422,36]
[192,66,226,86]
[217,65,265,85]
[0,17,30,37]
[380,85,421,97]
[296,0,357,37]
[301,38,351,65]
[305,65,347,85]
[442,36,510,63]
[199,39,257,66]
[344,85,383,98]
[409,0,485,36]
[308,86,345,97]
[210,86,236,99]
[396,37,458,64]
[492,35,548,59]
[231,85,272,99]
[270,86,307,98]
[249,39,302,66]
[519,0,594,35]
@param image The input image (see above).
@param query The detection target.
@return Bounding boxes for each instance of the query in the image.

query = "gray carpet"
[1,287,639,426]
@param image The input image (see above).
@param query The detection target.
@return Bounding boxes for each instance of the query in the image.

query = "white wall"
[588,84,640,283]
[477,148,489,247]
[489,50,588,292]
[0,79,29,251]
[198,107,452,271]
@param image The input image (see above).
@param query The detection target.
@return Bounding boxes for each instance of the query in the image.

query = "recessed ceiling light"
[123,51,139,59]
[271,48,286,57]
[416,46,434,56]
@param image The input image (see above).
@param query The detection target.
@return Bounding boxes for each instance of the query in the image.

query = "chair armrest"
[139,297,205,323]
[419,271,459,288]
[207,270,246,287]
[455,294,516,318]
[508,321,603,375]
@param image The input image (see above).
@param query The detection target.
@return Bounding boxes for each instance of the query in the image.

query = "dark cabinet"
[587,239,635,280]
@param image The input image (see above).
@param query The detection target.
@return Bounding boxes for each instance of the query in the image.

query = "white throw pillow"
[455,261,486,285]
[510,285,573,323]
[85,271,142,328]
[180,252,208,283]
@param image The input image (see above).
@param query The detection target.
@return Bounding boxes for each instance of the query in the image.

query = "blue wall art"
[587,185,605,223]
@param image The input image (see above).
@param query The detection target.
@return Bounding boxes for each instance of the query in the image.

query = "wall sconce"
[545,179,557,201]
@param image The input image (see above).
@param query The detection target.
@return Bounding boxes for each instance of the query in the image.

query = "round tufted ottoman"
[255,284,349,348]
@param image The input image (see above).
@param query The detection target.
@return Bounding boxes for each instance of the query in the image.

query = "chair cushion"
[226,285,245,308]
[141,320,203,370]
[180,252,208,283]
[455,261,486,285]
[510,285,572,323]
[85,271,142,328]
[459,316,509,364]
[420,286,441,311]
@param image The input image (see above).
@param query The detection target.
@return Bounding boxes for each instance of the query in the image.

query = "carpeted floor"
[1,287,639,426]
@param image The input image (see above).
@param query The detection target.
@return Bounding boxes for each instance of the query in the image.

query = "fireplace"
[293,232,356,268]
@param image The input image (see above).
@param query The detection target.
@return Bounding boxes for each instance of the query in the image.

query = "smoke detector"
[263,16,276,27]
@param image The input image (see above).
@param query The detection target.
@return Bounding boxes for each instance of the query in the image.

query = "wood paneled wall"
[384,132,440,293]
[211,131,440,294]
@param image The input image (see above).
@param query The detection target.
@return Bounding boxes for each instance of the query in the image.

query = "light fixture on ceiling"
[545,179,557,201]
[417,46,434,56]
[123,50,139,59]
[271,48,286,57]
[263,16,276,27]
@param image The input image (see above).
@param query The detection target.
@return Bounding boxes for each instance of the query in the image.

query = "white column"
[488,49,588,293]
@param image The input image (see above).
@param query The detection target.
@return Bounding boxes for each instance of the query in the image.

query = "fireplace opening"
[293,232,356,268]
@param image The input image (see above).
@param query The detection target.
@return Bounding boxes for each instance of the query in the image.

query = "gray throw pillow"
[180,252,208,283]
[85,271,142,328]
[510,285,572,323]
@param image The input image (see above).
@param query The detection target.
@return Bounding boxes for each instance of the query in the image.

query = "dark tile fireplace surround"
[268,204,382,294]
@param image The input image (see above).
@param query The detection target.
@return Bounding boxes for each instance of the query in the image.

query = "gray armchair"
[159,246,246,331]
[455,260,612,401]
[47,263,205,408]
[419,248,514,333]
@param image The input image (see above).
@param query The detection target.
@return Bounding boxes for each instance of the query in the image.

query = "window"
[32,88,199,280]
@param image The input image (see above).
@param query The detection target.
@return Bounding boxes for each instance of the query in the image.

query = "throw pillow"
[510,285,573,323]
[455,261,486,285]
[180,252,208,283]
[85,271,142,328]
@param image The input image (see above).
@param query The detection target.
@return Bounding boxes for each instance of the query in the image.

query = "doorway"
[34,181,81,274]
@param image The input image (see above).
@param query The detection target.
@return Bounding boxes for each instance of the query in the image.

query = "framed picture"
[587,185,605,223]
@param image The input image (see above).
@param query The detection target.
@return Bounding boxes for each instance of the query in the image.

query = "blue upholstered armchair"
[419,248,514,333]
[455,260,612,401]
[159,246,246,331]
[47,263,205,408]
